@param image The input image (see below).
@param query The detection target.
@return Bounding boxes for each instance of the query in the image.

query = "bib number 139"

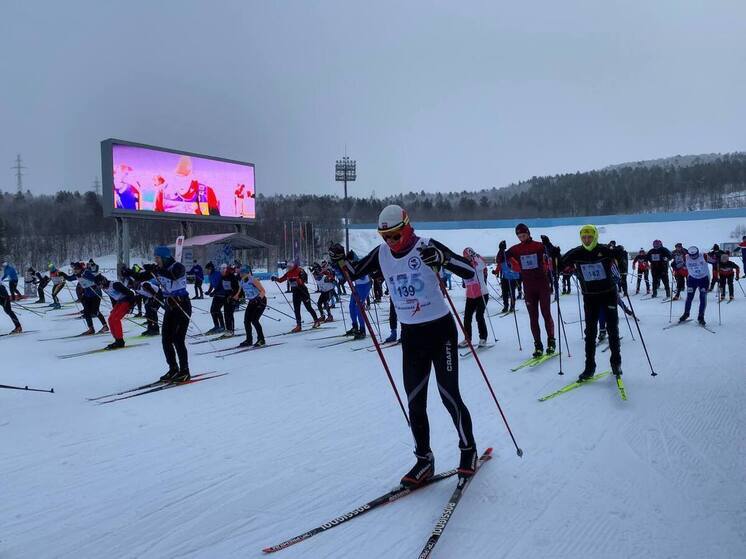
[388,273,425,298]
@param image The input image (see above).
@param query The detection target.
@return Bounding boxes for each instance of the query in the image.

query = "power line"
[10,154,26,193]
[92,177,101,195]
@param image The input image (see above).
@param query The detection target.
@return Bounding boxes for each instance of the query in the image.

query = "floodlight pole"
[335,156,356,253]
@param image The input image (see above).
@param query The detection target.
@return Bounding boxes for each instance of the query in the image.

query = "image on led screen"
[110,144,255,219]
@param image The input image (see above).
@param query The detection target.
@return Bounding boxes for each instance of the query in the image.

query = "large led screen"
[102,140,255,222]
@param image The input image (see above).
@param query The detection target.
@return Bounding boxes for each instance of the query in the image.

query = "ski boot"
[597,329,607,343]
[290,325,302,333]
[52,303,62,310]
[205,327,220,335]
[458,447,478,479]
[222,330,234,338]
[9,326,22,335]
[105,339,125,350]
[170,369,191,383]
[578,369,595,382]
[239,339,253,347]
[532,341,544,359]
[354,329,366,340]
[384,330,398,344]
[730,296,734,301]
[500,305,508,314]
[401,451,435,488]
[458,339,470,349]
[159,369,179,382]
[611,363,623,378]
[312,319,322,329]
[324,314,334,323]
[546,337,556,355]
[98,325,109,334]
[679,312,689,323]
[478,338,487,348]
[253,338,266,347]
[345,327,358,336]
[81,327,95,336]
[698,316,706,326]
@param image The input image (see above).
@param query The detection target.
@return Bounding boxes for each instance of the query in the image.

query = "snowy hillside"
[2,218,746,558]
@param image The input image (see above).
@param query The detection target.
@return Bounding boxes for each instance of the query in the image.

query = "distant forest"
[1,152,745,267]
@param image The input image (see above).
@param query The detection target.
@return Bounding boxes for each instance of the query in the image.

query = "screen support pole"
[180,221,192,239]
[115,217,130,279]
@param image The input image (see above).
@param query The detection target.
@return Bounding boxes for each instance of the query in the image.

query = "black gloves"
[540,235,551,246]
[418,245,445,268]
[270,276,278,282]
[499,240,506,250]
[328,242,345,263]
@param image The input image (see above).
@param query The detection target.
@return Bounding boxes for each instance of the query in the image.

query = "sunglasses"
[382,232,402,242]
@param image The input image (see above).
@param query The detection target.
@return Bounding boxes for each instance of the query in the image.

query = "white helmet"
[377,204,409,233]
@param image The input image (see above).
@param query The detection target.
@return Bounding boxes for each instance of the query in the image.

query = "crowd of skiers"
[2,212,745,488]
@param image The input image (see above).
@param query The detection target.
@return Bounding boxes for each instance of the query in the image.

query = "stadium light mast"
[335,155,356,252]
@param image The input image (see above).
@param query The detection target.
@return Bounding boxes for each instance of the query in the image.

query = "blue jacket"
[207,270,225,296]
[189,264,204,281]
[1,265,18,282]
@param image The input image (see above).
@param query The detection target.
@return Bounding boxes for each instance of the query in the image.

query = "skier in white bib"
[329,205,479,487]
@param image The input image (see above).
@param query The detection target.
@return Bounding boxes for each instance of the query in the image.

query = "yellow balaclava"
[579,224,599,251]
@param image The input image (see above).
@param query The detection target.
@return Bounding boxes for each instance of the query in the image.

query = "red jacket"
[506,239,549,283]
[277,267,306,288]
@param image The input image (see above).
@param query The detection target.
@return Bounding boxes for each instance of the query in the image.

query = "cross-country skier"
[48,264,65,309]
[632,249,650,294]
[560,263,574,295]
[0,283,22,334]
[30,268,50,303]
[506,224,556,358]
[1,262,22,301]
[97,275,136,349]
[125,246,192,382]
[671,243,688,300]
[271,259,321,332]
[559,224,623,380]
[238,265,267,347]
[493,240,520,313]
[345,250,372,340]
[739,236,746,264]
[60,262,109,335]
[137,279,161,336]
[220,263,241,336]
[205,262,226,334]
[329,204,479,486]
[311,261,336,322]
[646,240,672,298]
[679,246,710,325]
[717,253,740,301]
[707,244,724,291]
[460,247,489,348]
[189,260,204,299]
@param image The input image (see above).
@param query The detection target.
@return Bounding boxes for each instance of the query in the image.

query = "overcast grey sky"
[2,1,745,198]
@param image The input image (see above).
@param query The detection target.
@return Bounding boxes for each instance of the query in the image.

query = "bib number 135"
[388,273,425,298]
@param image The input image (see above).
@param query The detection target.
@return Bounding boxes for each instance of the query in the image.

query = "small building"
[171,232,276,273]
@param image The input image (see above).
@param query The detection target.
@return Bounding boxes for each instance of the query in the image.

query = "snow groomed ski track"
[3,217,746,558]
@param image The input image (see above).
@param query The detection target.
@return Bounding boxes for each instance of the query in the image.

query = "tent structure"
[170,232,276,272]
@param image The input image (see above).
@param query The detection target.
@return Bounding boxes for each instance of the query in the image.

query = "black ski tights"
[401,314,476,456]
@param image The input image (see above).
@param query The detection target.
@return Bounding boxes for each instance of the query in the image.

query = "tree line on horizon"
[1,153,745,268]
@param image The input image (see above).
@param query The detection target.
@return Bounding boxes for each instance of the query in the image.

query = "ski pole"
[622,303,636,341]
[623,291,658,376]
[557,292,564,375]
[273,280,295,314]
[717,283,722,326]
[266,304,297,321]
[435,272,523,457]
[509,279,522,351]
[11,300,46,317]
[737,276,746,297]
[340,266,410,427]
[338,288,348,331]
[573,276,584,340]
[669,270,674,323]
[0,383,54,393]
[481,278,498,343]
[556,294,571,358]
[371,298,382,339]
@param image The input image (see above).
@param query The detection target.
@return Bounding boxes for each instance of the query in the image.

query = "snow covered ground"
[2,218,746,558]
